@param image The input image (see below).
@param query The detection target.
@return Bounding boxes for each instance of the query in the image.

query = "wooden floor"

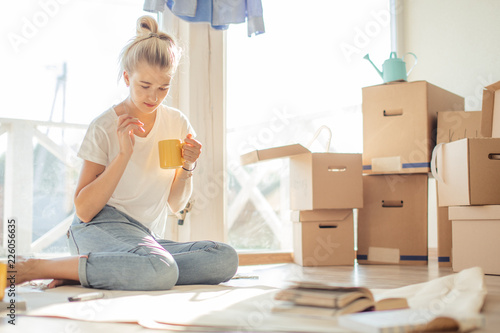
[2,250,500,332]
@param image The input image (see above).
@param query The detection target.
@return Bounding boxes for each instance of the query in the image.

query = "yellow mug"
[158,139,185,169]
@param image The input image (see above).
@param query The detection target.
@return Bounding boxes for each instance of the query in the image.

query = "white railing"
[0,116,308,255]
[0,118,87,256]
[226,164,290,249]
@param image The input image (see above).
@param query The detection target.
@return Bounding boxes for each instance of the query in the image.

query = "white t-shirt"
[77,104,195,235]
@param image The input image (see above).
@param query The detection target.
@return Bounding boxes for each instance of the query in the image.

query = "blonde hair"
[119,16,181,78]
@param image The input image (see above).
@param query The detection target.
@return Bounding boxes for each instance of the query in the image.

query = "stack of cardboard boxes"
[240,144,363,266]
[358,81,464,266]
[435,110,483,267]
[240,80,500,270]
[435,81,500,275]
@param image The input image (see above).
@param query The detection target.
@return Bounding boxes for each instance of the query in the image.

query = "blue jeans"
[67,205,238,291]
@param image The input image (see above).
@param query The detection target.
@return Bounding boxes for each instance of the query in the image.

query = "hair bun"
[119,15,181,78]
[136,15,158,36]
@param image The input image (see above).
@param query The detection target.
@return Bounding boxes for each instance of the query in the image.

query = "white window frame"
[160,1,403,250]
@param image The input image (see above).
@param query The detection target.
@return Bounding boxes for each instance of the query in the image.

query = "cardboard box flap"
[481,81,500,138]
[486,81,500,91]
[448,205,500,220]
[291,209,352,222]
[436,110,482,145]
[240,144,310,165]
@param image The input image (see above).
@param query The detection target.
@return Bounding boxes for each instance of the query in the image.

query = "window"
[226,0,390,252]
[0,0,149,255]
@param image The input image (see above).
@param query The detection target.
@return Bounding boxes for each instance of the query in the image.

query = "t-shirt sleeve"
[77,122,109,166]
[181,111,197,139]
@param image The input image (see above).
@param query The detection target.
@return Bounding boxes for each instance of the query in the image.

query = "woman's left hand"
[182,134,202,167]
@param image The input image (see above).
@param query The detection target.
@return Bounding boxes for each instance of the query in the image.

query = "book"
[275,287,367,309]
[273,281,408,314]
[272,297,376,317]
[338,308,485,333]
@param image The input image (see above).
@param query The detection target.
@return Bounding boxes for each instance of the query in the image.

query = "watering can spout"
[363,54,383,79]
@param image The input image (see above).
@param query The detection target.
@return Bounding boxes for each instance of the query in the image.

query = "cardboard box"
[435,110,482,266]
[449,205,500,275]
[357,174,428,265]
[362,81,464,174]
[437,202,452,267]
[436,110,483,145]
[292,209,354,266]
[481,81,500,138]
[240,144,363,210]
[432,138,500,206]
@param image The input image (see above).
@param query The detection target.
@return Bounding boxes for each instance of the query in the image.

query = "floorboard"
[1,250,499,332]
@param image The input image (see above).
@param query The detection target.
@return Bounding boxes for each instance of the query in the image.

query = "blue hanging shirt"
[143,0,265,37]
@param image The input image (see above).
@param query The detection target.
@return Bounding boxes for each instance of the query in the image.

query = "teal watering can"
[363,52,417,83]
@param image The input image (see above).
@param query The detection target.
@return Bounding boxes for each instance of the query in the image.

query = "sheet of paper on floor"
[14,267,486,332]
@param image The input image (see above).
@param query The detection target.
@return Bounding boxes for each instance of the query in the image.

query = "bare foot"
[11,255,81,287]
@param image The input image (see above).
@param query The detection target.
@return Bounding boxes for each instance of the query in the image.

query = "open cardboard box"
[449,205,500,275]
[432,138,500,206]
[240,144,363,210]
[291,209,354,266]
[481,80,500,138]
[433,84,500,206]
[362,81,464,174]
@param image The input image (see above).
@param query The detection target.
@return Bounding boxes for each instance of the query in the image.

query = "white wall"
[399,0,500,248]
[400,0,500,111]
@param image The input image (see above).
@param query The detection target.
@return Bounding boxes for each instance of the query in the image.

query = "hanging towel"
[144,0,265,36]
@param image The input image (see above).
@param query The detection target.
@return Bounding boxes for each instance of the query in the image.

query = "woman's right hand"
[117,114,145,156]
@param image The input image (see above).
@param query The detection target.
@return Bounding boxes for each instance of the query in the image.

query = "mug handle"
[403,52,417,76]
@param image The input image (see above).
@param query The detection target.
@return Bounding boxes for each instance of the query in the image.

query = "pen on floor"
[231,274,259,280]
[68,292,104,302]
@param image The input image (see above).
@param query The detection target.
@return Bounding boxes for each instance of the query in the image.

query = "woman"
[16,16,238,290]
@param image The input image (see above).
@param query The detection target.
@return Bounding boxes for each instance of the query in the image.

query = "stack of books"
[272,281,408,318]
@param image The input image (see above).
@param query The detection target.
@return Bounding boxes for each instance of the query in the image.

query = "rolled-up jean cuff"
[78,254,90,287]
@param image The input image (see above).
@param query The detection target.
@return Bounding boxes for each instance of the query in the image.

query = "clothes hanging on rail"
[143,0,265,37]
